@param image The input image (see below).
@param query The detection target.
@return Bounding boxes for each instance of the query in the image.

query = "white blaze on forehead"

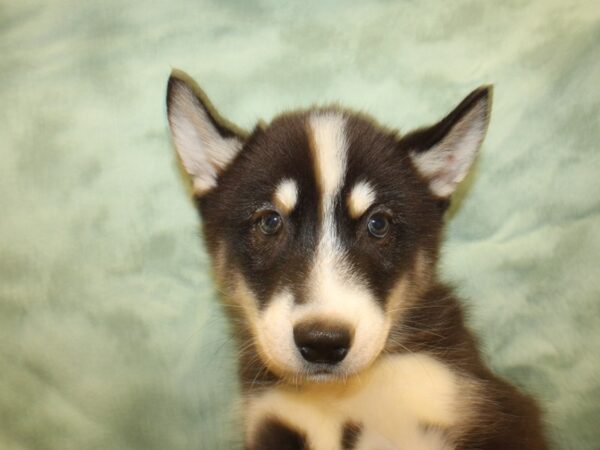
[348,181,376,218]
[309,112,348,257]
[309,113,348,210]
[273,178,298,214]
[308,112,351,312]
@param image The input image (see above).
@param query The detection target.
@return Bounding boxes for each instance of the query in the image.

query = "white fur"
[356,427,454,450]
[254,291,297,376]
[246,353,464,449]
[300,261,391,375]
[167,80,242,194]
[308,113,348,287]
[309,113,348,203]
[347,181,376,218]
[273,178,299,214]
[254,281,393,379]
[410,98,488,197]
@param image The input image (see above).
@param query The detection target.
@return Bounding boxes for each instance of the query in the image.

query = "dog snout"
[293,321,353,365]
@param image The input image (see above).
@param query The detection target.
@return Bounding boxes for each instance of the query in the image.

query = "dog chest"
[245,353,473,450]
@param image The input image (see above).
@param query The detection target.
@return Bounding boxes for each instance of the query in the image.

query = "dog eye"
[258,211,283,235]
[367,213,390,238]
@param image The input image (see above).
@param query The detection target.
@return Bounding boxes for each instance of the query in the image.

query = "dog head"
[166,71,491,384]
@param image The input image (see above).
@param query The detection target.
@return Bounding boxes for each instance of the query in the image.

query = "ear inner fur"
[405,86,493,197]
[166,70,247,195]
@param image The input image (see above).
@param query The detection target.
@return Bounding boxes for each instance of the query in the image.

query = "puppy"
[166,70,547,450]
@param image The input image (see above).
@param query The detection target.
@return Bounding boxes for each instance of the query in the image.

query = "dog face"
[166,72,491,383]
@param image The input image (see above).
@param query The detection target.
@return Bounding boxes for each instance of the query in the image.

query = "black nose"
[293,321,352,365]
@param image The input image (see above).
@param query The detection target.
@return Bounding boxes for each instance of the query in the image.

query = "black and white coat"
[166,71,547,450]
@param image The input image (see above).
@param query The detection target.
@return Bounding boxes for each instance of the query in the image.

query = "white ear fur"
[167,74,243,195]
[410,87,492,198]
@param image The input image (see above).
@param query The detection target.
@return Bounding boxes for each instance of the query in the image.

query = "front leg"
[247,417,309,450]
[459,376,548,450]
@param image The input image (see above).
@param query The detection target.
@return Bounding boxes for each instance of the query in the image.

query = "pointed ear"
[166,70,246,195]
[403,86,493,198]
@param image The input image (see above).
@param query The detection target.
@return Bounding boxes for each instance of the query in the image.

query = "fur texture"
[166,71,547,450]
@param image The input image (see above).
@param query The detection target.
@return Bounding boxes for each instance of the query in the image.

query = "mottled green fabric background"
[1,1,599,449]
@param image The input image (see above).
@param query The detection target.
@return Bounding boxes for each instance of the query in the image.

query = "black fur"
[251,417,308,450]
[387,284,547,449]
[341,421,362,450]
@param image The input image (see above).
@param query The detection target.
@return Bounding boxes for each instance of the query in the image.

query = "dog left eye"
[367,213,390,238]
[258,211,283,235]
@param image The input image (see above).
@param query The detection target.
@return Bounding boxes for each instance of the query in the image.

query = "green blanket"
[1,1,598,448]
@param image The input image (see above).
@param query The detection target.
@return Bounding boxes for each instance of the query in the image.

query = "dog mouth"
[305,364,338,378]
[283,361,361,385]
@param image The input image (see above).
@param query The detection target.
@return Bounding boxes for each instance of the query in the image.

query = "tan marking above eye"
[273,179,298,214]
[347,181,376,218]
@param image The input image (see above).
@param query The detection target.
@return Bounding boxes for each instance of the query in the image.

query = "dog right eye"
[258,211,283,235]
[367,212,390,238]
